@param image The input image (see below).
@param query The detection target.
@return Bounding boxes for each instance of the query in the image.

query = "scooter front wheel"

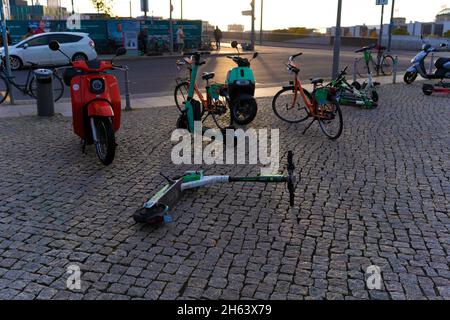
[92,117,116,165]
[232,99,258,125]
[404,72,418,85]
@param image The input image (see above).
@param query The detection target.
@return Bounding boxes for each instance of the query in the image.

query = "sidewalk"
[0,73,405,119]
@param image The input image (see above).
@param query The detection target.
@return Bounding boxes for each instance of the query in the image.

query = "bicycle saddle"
[310,78,324,85]
[355,44,376,53]
[202,72,215,81]
[435,58,450,70]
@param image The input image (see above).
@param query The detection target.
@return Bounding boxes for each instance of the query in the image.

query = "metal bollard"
[392,55,398,84]
[429,52,435,74]
[34,69,54,117]
[353,58,358,83]
[124,66,132,111]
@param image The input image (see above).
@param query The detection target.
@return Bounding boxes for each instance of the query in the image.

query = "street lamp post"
[378,3,385,47]
[0,0,14,104]
[332,0,343,78]
[181,0,183,20]
[259,0,263,45]
[250,0,255,50]
[387,0,395,52]
[169,0,174,54]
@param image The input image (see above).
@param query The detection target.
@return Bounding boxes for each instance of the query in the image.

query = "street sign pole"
[387,0,395,52]
[0,0,14,104]
[169,0,174,54]
[250,0,256,50]
[332,0,343,79]
[260,0,263,45]
[379,4,385,47]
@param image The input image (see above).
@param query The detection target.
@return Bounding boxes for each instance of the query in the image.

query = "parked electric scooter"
[224,41,259,125]
[49,40,127,165]
[404,37,450,84]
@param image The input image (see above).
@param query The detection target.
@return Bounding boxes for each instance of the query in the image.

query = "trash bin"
[34,69,54,117]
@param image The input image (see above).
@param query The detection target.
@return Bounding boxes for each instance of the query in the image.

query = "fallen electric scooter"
[134,151,297,225]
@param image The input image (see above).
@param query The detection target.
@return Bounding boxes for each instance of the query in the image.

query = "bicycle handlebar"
[289,52,303,62]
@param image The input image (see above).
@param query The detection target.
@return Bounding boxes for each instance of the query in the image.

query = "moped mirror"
[49,40,60,51]
[253,52,259,59]
[116,47,127,57]
[231,41,238,49]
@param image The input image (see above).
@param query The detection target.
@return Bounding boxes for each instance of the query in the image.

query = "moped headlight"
[90,78,105,94]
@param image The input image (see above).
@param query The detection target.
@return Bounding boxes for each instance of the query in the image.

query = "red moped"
[49,40,126,165]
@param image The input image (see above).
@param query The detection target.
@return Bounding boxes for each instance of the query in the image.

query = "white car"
[0,32,98,70]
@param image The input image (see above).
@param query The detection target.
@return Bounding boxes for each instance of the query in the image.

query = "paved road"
[6,44,420,101]
[0,82,449,300]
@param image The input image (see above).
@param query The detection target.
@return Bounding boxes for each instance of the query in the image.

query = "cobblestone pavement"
[0,83,449,300]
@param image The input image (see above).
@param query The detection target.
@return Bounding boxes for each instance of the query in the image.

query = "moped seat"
[435,58,450,70]
[310,78,324,85]
[202,72,215,81]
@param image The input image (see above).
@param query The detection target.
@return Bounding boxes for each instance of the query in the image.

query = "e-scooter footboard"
[134,180,184,224]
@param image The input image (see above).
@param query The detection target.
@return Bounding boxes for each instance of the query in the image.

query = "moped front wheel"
[92,117,116,166]
[232,99,258,126]
[404,72,417,85]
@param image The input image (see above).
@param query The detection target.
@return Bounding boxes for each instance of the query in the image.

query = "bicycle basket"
[314,88,329,105]
[208,83,225,100]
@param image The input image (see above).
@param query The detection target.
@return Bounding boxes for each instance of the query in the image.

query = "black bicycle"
[0,60,64,104]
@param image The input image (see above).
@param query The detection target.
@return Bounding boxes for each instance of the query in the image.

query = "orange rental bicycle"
[174,57,232,130]
[272,53,343,140]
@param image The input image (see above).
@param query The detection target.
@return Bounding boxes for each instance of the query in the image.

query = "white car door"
[20,35,51,66]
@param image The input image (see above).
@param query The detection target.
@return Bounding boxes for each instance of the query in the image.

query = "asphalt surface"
[4,44,423,101]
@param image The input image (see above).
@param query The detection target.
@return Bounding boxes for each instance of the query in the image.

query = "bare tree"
[91,0,115,16]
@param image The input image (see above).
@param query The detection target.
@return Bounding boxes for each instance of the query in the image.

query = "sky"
[49,0,449,31]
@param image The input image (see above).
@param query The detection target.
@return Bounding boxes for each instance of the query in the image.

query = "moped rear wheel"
[93,117,116,166]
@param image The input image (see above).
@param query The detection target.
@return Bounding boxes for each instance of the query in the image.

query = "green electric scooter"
[134,151,297,225]
[176,52,206,133]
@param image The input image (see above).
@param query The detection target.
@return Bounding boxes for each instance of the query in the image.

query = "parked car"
[0,32,97,70]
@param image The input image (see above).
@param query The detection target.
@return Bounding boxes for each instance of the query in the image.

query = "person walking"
[176,26,185,53]
[214,26,222,51]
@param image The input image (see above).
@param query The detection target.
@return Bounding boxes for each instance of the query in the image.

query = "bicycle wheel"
[174,81,190,113]
[381,55,394,76]
[30,73,65,102]
[317,100,343,140]
[0,75,9,104]
[272,87,312,123]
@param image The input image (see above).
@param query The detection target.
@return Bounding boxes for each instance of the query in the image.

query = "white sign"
[376,0,388,5]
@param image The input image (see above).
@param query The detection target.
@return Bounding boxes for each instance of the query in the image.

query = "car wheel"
[72,53,88,62]
[9,56,23,70]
